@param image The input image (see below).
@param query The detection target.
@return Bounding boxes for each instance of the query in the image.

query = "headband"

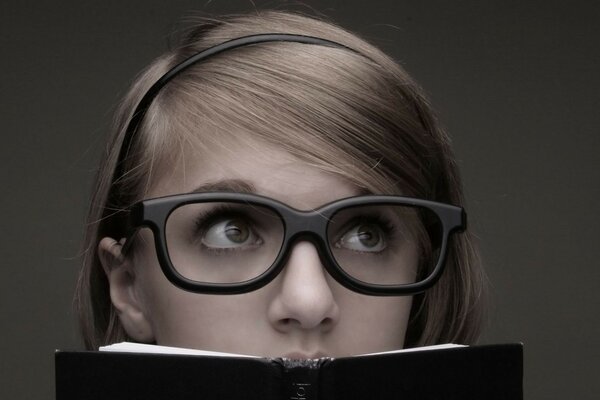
[115,33,358,181]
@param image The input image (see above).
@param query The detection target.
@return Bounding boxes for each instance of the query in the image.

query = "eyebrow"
[189,179,257,194]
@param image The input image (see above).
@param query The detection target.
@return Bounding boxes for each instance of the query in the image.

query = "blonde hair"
[75,10,486,350]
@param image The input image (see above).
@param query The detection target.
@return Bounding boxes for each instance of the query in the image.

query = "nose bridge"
[287,230,326,257]
[284,209,330,258]
[269,236,339,331]
[282,225,332,280]
[277,208,337,285]
[282,239,327,282]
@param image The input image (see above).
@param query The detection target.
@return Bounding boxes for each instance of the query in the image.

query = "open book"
[56,342,523,400]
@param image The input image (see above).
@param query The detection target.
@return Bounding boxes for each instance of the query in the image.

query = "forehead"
[147,138,361,210]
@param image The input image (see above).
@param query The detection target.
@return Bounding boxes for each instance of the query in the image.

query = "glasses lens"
[165,202,284,284]
[327,204,442,285]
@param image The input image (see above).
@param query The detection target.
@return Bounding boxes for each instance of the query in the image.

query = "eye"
[201,217,261,249]
[335,222,387,253]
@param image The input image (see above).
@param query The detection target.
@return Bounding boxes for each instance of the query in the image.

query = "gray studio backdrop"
[1,1,598,399]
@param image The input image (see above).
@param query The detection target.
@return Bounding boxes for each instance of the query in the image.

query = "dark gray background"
[1,1,598,399]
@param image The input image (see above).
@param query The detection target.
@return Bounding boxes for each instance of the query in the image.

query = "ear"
[98,237,155,343]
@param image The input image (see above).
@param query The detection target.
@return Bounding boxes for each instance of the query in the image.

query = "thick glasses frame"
[123,192,466,296]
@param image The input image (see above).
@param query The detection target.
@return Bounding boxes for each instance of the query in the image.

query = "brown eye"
[202,218,257,248]
[336,223,387,253]
[223,219,249,243]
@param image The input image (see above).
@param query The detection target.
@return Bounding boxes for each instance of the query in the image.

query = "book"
[55,342,523,400]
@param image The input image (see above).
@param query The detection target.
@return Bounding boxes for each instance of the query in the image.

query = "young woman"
[75,10,485,357]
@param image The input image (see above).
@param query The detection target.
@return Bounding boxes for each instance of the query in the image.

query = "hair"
[75,10,486,350]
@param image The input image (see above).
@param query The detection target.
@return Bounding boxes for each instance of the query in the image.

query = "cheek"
[334,289,413,355]
[133,241,269,350]
[155,295,274,352]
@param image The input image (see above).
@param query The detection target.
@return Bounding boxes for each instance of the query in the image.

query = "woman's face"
[101,139,413,358]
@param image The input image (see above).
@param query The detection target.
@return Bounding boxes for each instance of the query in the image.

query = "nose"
[267,241,340,332]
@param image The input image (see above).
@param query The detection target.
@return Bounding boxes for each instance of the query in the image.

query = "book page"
[99,342,259,358]
[99,342,465,359]
[356,343,466,357]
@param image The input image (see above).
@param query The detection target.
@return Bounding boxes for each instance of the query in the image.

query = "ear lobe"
[98,237,155,343]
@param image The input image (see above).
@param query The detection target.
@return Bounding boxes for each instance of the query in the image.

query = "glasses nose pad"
[269,214,354,293]
[278,231,335,273]
[280,228,377,296]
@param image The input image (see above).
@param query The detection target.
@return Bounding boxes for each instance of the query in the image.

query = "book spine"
[277,359,324,400]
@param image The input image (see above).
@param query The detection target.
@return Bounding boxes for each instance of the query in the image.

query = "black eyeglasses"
[123,192,465,296]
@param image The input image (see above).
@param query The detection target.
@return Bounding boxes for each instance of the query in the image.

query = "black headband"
[115,33,357,181]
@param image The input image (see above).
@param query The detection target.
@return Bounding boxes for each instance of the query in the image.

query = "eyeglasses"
[123,192,466,296]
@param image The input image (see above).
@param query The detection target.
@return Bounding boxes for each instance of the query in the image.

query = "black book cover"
[55,343,522,400]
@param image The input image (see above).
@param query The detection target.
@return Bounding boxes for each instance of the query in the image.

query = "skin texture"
[99,139,413,358]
